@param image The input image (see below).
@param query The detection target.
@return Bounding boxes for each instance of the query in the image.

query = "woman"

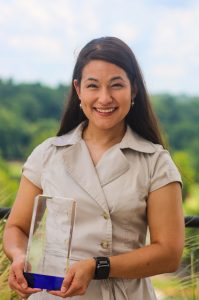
[3,36,184,300]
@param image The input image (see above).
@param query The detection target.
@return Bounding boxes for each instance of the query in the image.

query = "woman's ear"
[132,81,138,99]
[73,79,81,99]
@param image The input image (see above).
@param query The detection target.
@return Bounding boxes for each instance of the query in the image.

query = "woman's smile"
[94,107,118,115]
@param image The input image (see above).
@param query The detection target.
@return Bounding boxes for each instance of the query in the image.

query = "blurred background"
[0,0,199,299]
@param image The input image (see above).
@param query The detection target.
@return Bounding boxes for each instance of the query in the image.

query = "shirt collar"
[51,122,156,154]
[119,126,156,153]
[51,123,84,146]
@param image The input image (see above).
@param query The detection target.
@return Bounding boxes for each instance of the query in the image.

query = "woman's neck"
[82,123,126,147]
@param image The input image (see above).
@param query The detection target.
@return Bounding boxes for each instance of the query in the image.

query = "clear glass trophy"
[23,195,76,290]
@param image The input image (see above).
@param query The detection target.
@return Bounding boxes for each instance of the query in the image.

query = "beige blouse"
[23,122,182,300]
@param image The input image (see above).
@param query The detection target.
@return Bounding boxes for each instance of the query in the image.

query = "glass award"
[23,195,76,290]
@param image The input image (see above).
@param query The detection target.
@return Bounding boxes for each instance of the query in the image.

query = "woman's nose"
[98,88,113,105]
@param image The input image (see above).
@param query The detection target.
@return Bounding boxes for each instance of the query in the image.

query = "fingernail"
[61,286,66,293]
[22,283,27,289]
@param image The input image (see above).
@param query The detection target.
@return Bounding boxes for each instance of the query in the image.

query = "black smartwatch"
[93,256,110,280]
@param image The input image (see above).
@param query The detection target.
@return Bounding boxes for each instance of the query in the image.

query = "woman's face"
[74,60,134,132]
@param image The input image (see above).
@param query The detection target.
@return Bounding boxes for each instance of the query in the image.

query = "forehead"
[81,60,129,80]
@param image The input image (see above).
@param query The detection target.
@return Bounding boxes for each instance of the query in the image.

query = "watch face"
[98,259,109,266]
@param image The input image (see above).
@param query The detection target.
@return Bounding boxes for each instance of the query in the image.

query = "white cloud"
[0,0,198,94]
[140,2,199,94]
[8,35,64,59]
[111,23,138,43]
[147,63,186,94]
[152,6,199,59]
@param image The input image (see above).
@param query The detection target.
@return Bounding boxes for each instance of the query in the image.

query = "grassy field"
[152,263,199,299]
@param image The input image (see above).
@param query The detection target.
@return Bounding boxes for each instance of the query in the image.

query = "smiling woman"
[3,37,184,300]
[72,60,133,165]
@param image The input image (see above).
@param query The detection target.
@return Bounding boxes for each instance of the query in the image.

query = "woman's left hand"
[48,258,96,298]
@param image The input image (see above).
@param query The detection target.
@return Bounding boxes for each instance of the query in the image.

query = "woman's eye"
[112,83,123,88]
[87,84,98,88]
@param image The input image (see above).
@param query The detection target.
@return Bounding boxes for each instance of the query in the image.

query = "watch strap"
[93,256,110,280]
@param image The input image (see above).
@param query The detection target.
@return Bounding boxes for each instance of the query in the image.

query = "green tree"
[173,151,196,199]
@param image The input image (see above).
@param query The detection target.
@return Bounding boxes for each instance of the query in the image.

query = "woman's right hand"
[8,254,41,299]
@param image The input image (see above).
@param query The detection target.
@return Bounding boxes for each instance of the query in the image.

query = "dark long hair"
[57,36,164,146]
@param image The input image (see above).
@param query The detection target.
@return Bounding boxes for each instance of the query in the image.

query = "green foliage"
[152,94,199,154]
[26,118,59,156]
[0,157,19,207]
[187,139,199,182]
[183,185,199,216]
[173,152,196,200]
[0,79,68,121]
[0,79,68,160]
[0,108,31,159]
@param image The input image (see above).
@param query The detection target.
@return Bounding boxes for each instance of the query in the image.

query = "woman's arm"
[3,175,42,298]
[49,182,184,298]
[3,176,42,259]
[109,181,184,278]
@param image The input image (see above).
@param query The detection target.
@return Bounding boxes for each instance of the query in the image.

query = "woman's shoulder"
[48,123,84,147]
[33,123,83,152]
[30,137,56,156]
[121,126,164,155]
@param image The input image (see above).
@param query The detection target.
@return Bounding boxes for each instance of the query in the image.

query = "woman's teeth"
[95,108,116,113]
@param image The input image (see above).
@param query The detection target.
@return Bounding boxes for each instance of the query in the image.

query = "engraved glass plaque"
[23,195,76,290]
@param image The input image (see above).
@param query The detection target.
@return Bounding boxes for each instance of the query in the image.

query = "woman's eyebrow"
[110,76,125,82]
[84,77,98,82]
[83,76,125,83]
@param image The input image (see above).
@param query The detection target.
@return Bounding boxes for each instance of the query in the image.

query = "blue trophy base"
[23,272,64,290]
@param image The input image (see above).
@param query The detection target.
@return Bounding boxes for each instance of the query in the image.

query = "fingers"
[48,272,87,298]
[8,266,41,298]
[48,285,85,298]
[63,280,87,297]
[61,270,74,293]
[48,259,95,298]
[8,268,24,291]
[11,258,27,289]
[48,270,75,297]
[14,269,27,290]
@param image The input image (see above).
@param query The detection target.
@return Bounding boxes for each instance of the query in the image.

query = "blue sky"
[0,0,198,94]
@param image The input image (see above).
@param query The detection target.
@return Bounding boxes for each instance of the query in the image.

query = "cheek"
[82,99,93,109]
[82,93,96,108]
[121,96,131,110]
[117,89,131,102]
[81,99,94,117]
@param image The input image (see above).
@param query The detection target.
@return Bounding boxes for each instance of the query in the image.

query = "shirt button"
[103,212,109,220]
[100,241,109,249]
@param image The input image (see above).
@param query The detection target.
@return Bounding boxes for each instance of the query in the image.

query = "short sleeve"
[149,148,182,193]
[22,138,53,189]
